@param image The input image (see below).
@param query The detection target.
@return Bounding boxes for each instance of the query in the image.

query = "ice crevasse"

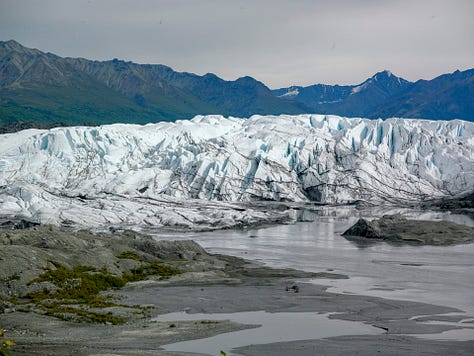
[0,114,472,228]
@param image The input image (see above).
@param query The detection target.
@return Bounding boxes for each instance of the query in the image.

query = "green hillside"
[0,40,304,130]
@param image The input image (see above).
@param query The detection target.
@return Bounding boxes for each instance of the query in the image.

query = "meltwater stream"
[157,207,474,315]
[152,206,474,352]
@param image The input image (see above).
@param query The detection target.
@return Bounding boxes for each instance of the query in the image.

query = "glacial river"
[158,206,474,315]
[152,206,474,352]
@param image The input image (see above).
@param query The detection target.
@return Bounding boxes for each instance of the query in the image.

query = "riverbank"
[1,225,473,355]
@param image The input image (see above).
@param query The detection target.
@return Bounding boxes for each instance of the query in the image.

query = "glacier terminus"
[0,114,473,230]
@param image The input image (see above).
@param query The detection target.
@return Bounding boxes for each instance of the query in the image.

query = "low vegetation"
[25,256,181,324]
[0,327,15,356]
[116,250,142,261]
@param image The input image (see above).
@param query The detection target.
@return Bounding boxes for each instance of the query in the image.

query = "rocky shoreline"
[1,225,473,355]
[422,192,474,218]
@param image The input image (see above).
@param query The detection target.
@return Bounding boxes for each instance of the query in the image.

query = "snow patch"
[279,88,299,98]
[351,83,368,94]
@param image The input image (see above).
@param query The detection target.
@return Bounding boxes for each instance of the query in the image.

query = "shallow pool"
[153,310,383,355]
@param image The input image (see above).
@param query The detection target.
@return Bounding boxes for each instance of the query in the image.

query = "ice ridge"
[0,114,472,228]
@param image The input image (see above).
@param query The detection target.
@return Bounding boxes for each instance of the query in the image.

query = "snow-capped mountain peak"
[351,70,408,95]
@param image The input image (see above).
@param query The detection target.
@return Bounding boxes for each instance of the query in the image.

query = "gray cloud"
[0,0,472,88]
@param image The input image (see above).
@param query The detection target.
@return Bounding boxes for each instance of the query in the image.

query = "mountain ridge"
[1,40,473,130]
[0,40,307,130]
[273,68,473,120]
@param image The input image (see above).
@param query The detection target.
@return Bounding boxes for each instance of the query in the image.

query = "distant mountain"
[1,40,472,131]
[273,69,474,121]
[372,69,474,120]
[273,70,411,117]
[0,40,306,130]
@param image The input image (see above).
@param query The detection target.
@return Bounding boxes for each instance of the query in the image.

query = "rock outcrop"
[342,215,474,245]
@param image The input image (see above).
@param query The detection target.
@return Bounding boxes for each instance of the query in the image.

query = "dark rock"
[285,285,300,293]
[0,219,40,230]
[342,218,381,238]
[422,191,474,219]
[342,214,474,246]
[138,186,149,193]
[0,301,15,314]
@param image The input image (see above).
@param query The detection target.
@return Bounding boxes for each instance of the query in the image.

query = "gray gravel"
[1,225,473,355]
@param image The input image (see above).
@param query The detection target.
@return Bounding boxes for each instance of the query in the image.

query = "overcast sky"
[1,0,473,88]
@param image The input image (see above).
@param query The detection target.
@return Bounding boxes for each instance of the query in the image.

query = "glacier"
[0,114,473,230]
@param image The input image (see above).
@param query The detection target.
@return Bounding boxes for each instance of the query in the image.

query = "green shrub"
[26,260,180,324]
[0,327,15,356]
[116,251,141,261]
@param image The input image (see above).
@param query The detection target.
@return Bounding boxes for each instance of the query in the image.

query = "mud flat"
[0,225,473,355]
[234,335,474,356]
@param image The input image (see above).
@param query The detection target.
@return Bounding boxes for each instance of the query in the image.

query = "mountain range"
[273,69,474,120]
[0,40,473,132]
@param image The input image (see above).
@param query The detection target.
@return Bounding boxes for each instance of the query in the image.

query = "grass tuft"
[116,251,142,261]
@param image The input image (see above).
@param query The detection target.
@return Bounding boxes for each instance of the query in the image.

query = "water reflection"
[153,311,382,355]
[153,206,474,315]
